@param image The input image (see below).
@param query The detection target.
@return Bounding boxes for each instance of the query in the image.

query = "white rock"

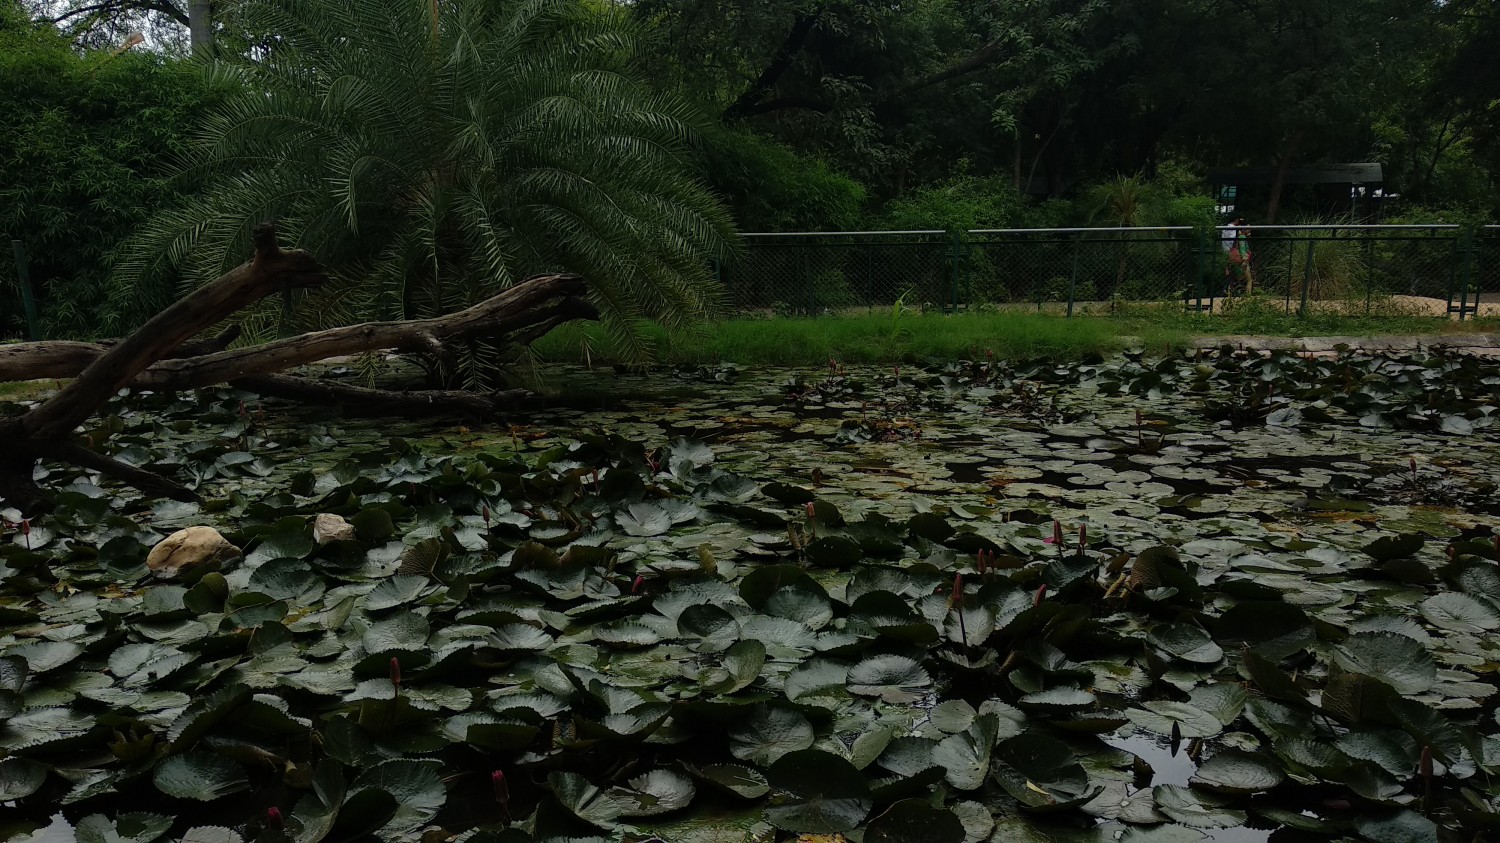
[313,513,355,545]
[146,526,239,579]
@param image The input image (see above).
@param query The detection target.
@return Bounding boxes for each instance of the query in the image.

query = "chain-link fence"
[962,227,1195,312]
[719,225,1492,319]
[1475,226,1500,316]
[720,231,953,315]
[1223,225,1465,317]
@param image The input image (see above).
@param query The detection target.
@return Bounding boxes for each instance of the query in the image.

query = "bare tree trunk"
[188,0,211,52]
[1265,129,1306,224]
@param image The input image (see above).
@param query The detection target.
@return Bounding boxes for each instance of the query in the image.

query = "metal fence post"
[1066,233,1081,317]
[946,230,963,313]
[1364,230,1375,316]
[1457,227,1477,321]
[1298,240,1316,318]
[11,240,40,340]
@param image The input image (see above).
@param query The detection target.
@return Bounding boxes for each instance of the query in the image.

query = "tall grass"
[535,311,1142,365]
[534,308,1500,366]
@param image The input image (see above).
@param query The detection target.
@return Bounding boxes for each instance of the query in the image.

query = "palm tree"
[106,0,736,379]
[1086,173,1158,304]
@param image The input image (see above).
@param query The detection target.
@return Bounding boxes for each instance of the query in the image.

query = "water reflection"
[1104,731,1272,843]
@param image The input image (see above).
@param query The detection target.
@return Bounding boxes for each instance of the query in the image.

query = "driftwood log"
[0,223,598,514]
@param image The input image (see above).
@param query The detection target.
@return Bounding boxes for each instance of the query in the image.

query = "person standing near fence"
[1220,217,1254,297]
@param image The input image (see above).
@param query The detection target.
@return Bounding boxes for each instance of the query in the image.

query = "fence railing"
[6,225,1499,340]
[720,224,1494,319]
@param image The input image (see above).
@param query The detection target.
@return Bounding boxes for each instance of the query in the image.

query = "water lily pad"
[611,769,695,817]
[729,706,815,766]
[847,654,931,704]
[864,799,965,843]
[0,756,46,800]
[1332,632,1436,694]
[689,762,769,799]
[992,731,1099,810]
[1127,701,1223,738]
[932,713,999,790]
[702,640,765,694]
[1189,750,1284,794]
[763,748,872,833]
[75,814,173,843]
[1419,592,1500,633]
[1153,784,1246,828]
[153,752,249,801]
[1148,624,1224,665]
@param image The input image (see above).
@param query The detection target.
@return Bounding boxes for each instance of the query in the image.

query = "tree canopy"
[4,0,1499,339]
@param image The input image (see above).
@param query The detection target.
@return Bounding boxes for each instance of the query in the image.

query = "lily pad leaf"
[848,654,931,704]
[702,639,766,695]
[75,813,173,843]
[10,640,83,674]
[932,713,998,790]
[1332,632,1437,694]
[1362,533,1425,562]
[350,759,446,834]
[361,612,430,654]
[153,752,249,801]
[763,748,872,833]
[1355,809,1439,843]
[1126,701,1223,738]
[617,502,675,537]
[784,658,850,701]
[1153,784,1247,828]
[730,706,815,766]
[689,762,769,799]
[1189,751,1284,794]
[1419,593,1500,634]
[677,604,740,653]
[364,576,428,611]
[610,769,695,817]
[0,756,46,800]
[549,771,622,828]
[992,731,1099,811]
[1148,624,1224,664]
[865,799,965,843]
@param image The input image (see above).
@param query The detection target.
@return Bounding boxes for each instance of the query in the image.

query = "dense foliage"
[100,0,735,370]
[0,2,226,339]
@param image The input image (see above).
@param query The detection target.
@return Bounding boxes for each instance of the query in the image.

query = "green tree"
[108,0,735,371]
[0,1,224,339]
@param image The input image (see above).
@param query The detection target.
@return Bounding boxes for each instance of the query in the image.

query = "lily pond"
[7,347,1500,843]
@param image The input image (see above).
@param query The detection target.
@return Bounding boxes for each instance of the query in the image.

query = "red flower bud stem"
[266,807,283,830]
[1034,584,1047,607]
[1079,524,1087,550]
[482,504,491,527]
[389,657,401,689]
[632,575,645,595]
[1052,520,1063,556]
[952,573,967,646]
[493,769,509,806]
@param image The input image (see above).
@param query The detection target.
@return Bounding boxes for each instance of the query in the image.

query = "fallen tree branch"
[0,223,599,513]
[20,223,324,441]
[230,374,542,418]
